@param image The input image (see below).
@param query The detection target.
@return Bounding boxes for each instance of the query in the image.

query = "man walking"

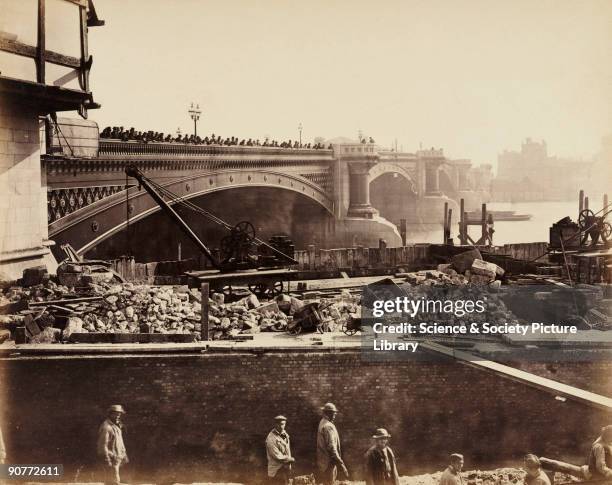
[364,428,400,485]
[316,402,348,485]
[265,415,294,485]
[439,453,464,485]
[523,455,551,485]
[97,405,128,485]
[587,424,612,480]
[0,425,5,464]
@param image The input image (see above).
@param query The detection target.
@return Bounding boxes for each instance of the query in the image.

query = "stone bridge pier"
[329,143,403,248]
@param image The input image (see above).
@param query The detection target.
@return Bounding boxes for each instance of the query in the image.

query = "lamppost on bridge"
[298,123,303,145]
[188,102,201,137]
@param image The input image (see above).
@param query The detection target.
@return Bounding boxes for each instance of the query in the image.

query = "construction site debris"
[451,248,482,273]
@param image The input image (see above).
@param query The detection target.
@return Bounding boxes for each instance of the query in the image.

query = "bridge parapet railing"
[99,139,333,157]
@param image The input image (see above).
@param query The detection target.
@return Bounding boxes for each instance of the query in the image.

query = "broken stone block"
[469,274,493,286]
[29,326,60,344]
[62,316,84,340]
[489,280,502,290]
[276,294,305,316]
[451,248,482,273]
[249,301,280,315]
[471,259,502,280]
[22,266,49,287]
[80,272,115,285]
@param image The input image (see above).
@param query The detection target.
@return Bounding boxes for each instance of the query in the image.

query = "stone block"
[469,274,493,286]
[471,259,503,280]
[22,265,48,287]
[451,248,482,273]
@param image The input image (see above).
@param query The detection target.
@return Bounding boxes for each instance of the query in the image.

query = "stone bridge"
[44,119,489,262]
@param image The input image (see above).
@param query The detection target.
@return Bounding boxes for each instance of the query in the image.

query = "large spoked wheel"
[270,281,284,296]
[601,222,612,242]
[233,221,256,240]
[578,209,595,230]
[248,283,267,298]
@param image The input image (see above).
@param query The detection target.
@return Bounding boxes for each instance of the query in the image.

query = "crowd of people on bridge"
[100,126,332,149]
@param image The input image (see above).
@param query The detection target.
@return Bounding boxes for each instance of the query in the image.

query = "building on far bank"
[491,138,595,202]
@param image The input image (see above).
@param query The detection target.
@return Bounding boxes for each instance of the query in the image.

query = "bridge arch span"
[368,162,419,224]
[49,169,334,257]
[368,162,417,194]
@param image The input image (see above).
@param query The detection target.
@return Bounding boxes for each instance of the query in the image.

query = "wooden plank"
[0,38,37,58]
[422,342,612,411]
[29,296,103,307]
[200,282,209,341]
[46,50,81,69]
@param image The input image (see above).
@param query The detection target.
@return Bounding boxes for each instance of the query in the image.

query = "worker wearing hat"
[265,415,294,485]
[316,402,348,485]
[523,454,551,485]
[439,453,464,485]
[97,405,128,485]
[364,428,399,485]
[587,424,612,480]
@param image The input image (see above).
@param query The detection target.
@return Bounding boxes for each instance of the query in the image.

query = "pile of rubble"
[292,467,540,485]
[398,248,505,289]
[0,266,361,342]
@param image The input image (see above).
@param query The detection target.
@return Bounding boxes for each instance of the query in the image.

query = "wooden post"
[447,208,453,245]
[487,213,494,245]
[579,189,584,216]
[459,199,465,245]
[200,282,209,341]
[443,202,448,244]
[481,203,487,243]
[37,0,46,84]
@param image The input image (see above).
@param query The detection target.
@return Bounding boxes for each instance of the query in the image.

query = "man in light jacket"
[364,428,400,485]
[316,402,348,485]
[97,405,128,485]
[587,424,612,480]
[0,425,6,464]
[265,415,295,484]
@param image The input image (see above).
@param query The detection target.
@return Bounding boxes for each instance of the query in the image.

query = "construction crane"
[125,166,298,274]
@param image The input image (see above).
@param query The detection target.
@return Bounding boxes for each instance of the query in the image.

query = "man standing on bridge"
[316,402,349,485]
[97,405,128,485]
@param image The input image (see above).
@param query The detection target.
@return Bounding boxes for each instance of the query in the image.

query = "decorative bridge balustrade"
[48,185,129,223]
[99,139,333,158]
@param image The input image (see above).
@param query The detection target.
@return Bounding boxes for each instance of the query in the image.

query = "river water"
[406,200,581,245]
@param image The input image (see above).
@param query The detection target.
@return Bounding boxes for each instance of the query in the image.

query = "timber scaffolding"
[109,241,551,284]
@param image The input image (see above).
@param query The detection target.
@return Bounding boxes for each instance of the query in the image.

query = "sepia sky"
[88,0,612,168]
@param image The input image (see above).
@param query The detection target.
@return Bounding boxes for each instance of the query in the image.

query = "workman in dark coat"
[364,428,399,485]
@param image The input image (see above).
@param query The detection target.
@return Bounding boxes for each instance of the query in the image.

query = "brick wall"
[0,350,610,484]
